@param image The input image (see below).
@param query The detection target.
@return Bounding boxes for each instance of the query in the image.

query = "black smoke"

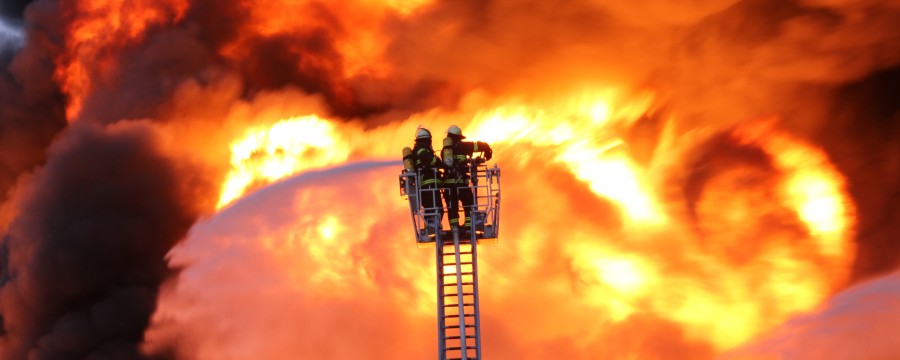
[0,121,204,359]
[0,3,206,358]
[0,1,66,204]
[0,0,35,19]
[68,0,460,125]
[815,67,900,281]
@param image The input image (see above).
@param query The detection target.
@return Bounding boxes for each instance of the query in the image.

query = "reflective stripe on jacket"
[414,145,443,187]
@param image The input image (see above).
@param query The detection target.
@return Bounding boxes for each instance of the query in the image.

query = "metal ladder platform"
[399,164,501,246]
[399,160,500,360]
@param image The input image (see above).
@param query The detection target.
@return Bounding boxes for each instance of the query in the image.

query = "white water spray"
[721,270,900,360]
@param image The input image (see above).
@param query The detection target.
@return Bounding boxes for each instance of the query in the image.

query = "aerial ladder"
[399,157,501,360]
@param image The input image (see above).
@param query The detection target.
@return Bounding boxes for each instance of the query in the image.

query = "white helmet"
[415,127,432,140]
[447,125,466,139]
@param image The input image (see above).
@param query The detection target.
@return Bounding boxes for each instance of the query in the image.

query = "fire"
[218,0,432,81]
[733,119,854,258]
[467,91,665,224]
[217,115,352,208]
[57,0,189,120]
[201,89,856,356]
[2,0,888,358]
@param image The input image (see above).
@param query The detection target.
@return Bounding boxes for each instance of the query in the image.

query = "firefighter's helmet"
[447,125,466,139]
[415,127,432,140]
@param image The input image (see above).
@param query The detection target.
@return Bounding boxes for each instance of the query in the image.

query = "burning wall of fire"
[1,0,899,359]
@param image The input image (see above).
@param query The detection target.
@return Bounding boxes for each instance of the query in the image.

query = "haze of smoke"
[0,0,66,207]
[0,121,207,359]
[720,270,900,360]
[0,0,35,20]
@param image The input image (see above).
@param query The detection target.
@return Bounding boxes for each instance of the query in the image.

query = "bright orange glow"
[57,0,189,120]
[733,119,855,258]
[27,0,874,358]
[467,90,666,225]
[191,91,856,357]
[217,115,352,208]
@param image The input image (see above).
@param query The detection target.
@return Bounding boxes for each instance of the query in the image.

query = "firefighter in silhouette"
[412,127,444,230]
[442,125,492,235]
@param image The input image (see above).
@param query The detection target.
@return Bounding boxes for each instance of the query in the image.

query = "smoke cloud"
[0,0,34,20]
[0,121,208,359]
[0,1,66,206]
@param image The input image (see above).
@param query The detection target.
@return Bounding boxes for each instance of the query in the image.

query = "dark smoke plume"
[0,121,205,359]
[0,1,66,204]
[0,0,34,19]
[813,67,900,280]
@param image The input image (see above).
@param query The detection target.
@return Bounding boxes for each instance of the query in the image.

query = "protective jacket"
[413,141,443,187]
[444,140,492,186]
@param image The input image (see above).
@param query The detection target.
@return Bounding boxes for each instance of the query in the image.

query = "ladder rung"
[443,303,474,307]
[442,252,473,256]
[444,313,475,318]
[443,282,474,286]
[443,261,473,265]
[443,324,475,329]
[445,346,478,351]
[443,292,474,297]
[442,272,474,276]
[445,334,477,340]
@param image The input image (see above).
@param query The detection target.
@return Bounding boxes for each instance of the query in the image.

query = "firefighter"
[412,127,444,230]
[442,125,492,235]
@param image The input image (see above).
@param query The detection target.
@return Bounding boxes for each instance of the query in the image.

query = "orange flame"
[57,0,189,120]
[217,115,352,208]
[195,89,855,357]
[16,0,879,357]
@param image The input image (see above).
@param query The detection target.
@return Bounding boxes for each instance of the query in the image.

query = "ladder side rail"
[436,230,447,360]
[471,235,483,360]
[452,229,470,359]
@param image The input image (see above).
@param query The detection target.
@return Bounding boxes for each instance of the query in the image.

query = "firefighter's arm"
[476,142,493,161]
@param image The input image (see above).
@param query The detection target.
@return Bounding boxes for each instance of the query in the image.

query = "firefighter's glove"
[477,142,493,161]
